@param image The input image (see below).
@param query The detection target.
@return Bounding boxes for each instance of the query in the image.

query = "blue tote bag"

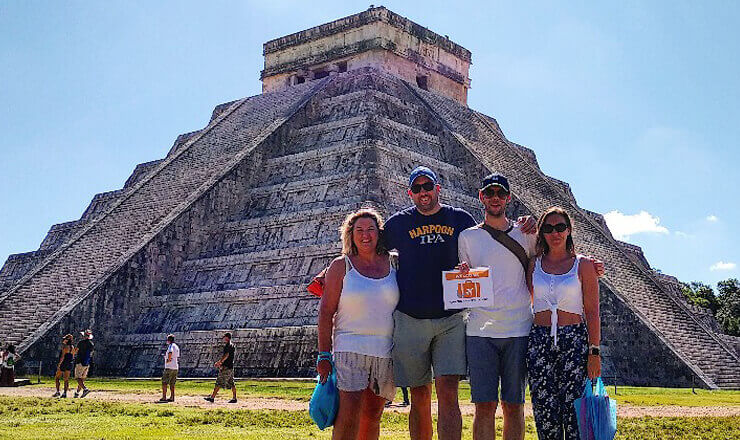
[574,377,617,440]
[309,361,340,430]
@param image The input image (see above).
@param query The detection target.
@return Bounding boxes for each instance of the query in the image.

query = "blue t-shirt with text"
[384,205,477,319]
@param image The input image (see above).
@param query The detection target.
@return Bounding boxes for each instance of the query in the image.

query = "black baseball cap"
[481,173,510,192]
[408,166,438,186]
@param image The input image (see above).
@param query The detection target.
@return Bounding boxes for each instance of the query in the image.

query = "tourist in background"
[526,207,601,440]
[317,207,399,440]
[0,344,19,387]
[74,329,94,398]
[159,334,179,403]
[53,334,75,398]
[204,332,237,403]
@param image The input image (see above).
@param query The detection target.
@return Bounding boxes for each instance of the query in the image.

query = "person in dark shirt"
[204,332,237,403]
[384,166,535,440]
[74,329,94,398]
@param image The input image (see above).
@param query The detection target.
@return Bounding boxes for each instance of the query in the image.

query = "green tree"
[716,278,740,336]
[680,281,719,313]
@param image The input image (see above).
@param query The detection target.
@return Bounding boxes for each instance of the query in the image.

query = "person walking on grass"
[204,332,237,404]
[74,329,94,398]
[159,334,179,403]
[53,334,74,398]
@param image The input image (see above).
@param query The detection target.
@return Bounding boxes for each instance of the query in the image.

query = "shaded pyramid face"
[1,68,738,388]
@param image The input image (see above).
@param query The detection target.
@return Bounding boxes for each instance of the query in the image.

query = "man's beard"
[486,205,506,218]
[416,195,438,213]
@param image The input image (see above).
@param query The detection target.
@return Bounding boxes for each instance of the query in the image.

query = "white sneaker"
[52,391,60,398]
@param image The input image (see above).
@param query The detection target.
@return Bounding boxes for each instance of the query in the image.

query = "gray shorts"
[392,310,467,388]
[334,352,396,401]
[466,336,528,404]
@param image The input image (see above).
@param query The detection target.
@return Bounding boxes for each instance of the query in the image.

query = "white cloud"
[710,261,736,271]
[706,215,719,222]
[674,231,693,238]
[603,210,669,240]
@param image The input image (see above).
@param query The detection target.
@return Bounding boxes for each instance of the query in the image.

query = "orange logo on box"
[457,280,481,298]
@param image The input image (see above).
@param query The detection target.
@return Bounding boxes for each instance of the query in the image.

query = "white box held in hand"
[442,267,494,310]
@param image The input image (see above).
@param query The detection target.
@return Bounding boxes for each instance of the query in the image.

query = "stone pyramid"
[1,7,737,388]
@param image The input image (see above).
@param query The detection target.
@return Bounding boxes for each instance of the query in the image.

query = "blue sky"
[1,1,738,287]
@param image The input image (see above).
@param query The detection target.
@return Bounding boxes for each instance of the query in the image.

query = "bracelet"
[316,351,332,366]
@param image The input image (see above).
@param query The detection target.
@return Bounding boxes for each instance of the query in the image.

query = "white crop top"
[333,256,400,358]
[532,255,584,344]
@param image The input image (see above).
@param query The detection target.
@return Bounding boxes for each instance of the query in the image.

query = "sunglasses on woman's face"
[410,182,435,193]
[541,223,568,234]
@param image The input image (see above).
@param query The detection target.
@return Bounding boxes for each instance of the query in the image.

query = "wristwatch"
[588,345,601,356]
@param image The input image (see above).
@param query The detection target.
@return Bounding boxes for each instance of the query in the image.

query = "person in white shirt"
[525,206,600,440]
[0,344,19,387]
[159,334,180,402]
[458,174,603,440]
[457,174,537,440]
[317,208,399,440]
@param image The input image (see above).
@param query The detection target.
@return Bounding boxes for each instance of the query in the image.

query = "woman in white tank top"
[525,207,601,440]
[317,208,399,440]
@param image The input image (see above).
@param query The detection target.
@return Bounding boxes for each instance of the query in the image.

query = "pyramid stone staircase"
[0,78,328,356]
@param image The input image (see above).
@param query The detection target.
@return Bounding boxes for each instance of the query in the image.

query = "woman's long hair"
[535,206,575,256]
[339,208,388,256]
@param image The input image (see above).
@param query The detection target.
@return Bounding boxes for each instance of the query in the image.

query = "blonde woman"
[317,208,400,440]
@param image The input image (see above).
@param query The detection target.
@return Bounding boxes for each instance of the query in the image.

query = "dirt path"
[1,386,738,418]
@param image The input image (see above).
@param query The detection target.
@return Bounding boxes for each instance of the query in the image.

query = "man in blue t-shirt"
[384,166,533,440]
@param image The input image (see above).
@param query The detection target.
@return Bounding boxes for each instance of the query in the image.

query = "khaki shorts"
[74,364,90,379]
[162,368,178,386]
[392,310,467,387]
[215,367,235,389]
[334,352,395,401]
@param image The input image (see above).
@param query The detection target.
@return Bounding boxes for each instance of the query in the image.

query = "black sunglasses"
[410,182,436,193]
[481,186,510,199]
[541,223,568,234]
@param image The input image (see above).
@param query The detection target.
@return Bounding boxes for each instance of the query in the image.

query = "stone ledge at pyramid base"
[19,327,319,378]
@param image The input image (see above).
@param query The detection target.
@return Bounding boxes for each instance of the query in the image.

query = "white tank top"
[532,254,584,344]
[333,256,400,358]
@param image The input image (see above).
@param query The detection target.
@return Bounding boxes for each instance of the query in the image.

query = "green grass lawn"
[1,396,738,440]
[33,377,740,406]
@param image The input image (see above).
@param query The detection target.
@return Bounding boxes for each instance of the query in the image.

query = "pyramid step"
[133,285,318,334]
[170,243,338,294]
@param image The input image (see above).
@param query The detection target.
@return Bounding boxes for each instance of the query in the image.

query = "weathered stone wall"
[261,7,471,104]
[599,282,697,387]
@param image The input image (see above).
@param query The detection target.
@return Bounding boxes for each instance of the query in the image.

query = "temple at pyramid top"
[261,6,472,104]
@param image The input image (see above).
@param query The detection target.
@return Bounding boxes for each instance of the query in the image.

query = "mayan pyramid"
[1,7,738,388]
